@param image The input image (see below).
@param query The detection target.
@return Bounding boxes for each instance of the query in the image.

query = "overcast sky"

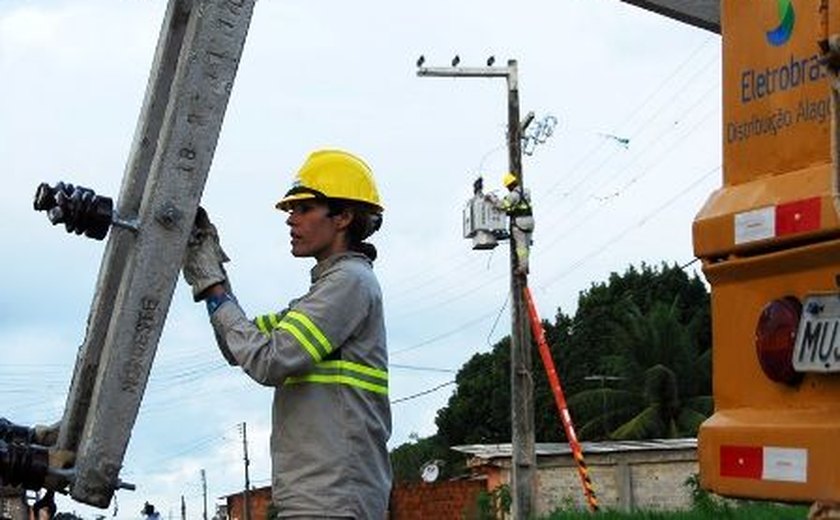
[1,0,721,517]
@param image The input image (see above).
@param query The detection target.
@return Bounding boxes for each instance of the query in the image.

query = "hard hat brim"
[275,192,318,211]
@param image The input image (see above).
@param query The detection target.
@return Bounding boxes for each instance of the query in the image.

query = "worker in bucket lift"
[488,172,534,275]
[182,149,392,519]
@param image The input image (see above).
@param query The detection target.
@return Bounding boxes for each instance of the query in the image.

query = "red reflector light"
[755,297,803,385]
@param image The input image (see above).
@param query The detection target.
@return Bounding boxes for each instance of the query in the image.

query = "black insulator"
[33,183,59,211]
[0,439,49,490]
[0,418,35,445]
[33,181,114,240]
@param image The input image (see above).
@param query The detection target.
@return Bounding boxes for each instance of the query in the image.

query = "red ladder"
[523,286,599,513]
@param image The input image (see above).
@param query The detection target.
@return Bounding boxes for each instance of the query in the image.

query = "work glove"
[33,421,60,446]
[183,207,230,302]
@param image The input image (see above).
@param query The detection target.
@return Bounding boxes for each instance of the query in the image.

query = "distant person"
[182,149,392,518]
[488,172,534,275]
[142,502,161,520]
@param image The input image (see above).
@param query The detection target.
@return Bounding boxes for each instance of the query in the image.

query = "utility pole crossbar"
[416,67,511,78]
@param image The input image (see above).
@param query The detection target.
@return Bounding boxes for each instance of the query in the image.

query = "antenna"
[420,460,441,483]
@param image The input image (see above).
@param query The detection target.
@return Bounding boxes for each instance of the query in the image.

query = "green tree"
[389,434,463,483]
[429,262,711,448]
[564,263,711,439]
[435,339,511,446]
[570,298,712,440]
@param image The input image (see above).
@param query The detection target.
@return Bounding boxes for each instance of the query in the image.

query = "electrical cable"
[391,381,456,405]
[393,256,706,410]
[538,62,719,238]
[542,35,718,200]
[390,308,501,356]
[537,165,720,291]
[390,364,456,373]
[537,106,719,256]
[486,291,510,348]
[385,42,720,321]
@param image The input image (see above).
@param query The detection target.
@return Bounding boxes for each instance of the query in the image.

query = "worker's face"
[285,200,351,261]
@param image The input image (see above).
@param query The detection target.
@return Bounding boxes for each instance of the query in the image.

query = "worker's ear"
[332,208,353,231]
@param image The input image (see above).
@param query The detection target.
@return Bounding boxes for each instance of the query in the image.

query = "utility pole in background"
[417,57,535,518]
[239,422,251,520]
[201,469,208,520]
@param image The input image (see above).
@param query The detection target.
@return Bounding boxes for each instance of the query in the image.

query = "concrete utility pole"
[240,423,251,520]
[24,0,256,508]
[417,58,535,518]
[201,469,208,520]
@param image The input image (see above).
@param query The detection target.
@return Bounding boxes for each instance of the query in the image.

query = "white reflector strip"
[734,206,775,244]
[762,447,807,483]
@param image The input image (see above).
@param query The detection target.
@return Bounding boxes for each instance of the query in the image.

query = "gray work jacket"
[210,252,392,518]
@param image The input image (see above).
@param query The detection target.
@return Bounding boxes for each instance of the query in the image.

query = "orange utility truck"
[693,0,840,503]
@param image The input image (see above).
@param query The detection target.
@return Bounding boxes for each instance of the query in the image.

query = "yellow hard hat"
[502,172,518,188]
[276,149,383,212]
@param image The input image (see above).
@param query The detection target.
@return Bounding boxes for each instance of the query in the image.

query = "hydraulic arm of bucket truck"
[0,0,255,509]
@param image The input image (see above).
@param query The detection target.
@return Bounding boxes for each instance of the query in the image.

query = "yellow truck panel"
[695,0,840,502]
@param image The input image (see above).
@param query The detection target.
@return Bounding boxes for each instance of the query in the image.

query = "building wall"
[226,487,272,520]
[389,480,485,520]
[224,447,696,518]
[533,450,698,515]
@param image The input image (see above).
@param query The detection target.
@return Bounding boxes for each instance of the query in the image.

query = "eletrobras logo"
[726,0,829,144]
[766,0,795,46]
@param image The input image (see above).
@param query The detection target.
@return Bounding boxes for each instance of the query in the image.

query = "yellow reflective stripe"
[268,313,281,329]
[284,360,388,394]
[285,374,388,395]
[285,311,332,353]
[319,360,387,381]
[277,322,322,362]
[255,315,270,335]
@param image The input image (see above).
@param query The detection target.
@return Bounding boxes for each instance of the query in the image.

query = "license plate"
[793,294,840,372]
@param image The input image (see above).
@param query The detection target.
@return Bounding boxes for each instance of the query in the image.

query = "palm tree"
[570,297,712,440]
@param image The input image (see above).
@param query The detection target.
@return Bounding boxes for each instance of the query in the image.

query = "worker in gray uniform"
[182,149,392,519]
[489,172,534,275]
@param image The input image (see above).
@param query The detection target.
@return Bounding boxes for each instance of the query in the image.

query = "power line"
[385,45,719,321]
[486,291,510,348]
[538,64,719,238]
[382,44,718,324]
[391,381,456,405]
[390,364,456,373]
[538,105,718,257]
[390,308,500,356]
[389,273,506,320]
[393,256,706,414]
[542,35,718,200]
[537,165,720,291]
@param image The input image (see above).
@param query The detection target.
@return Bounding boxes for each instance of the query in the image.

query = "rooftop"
[452,437,698,460]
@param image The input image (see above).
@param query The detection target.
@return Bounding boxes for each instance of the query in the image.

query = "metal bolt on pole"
[417,57,535,518]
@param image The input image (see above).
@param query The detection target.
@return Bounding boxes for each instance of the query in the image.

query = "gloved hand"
[33,421,60,446]
[183,207,230,302]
